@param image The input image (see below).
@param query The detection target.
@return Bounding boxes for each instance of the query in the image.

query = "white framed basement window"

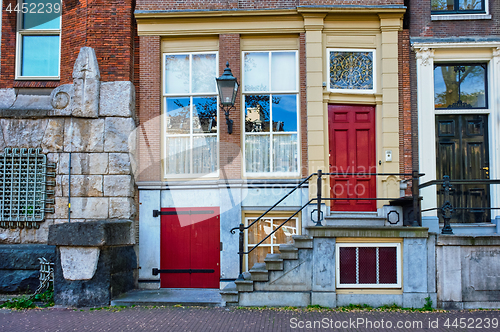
[162,51,219,177]
[242,50,300,176]
[244,216,299,271]
[336,243,401,289]
[328,49,376,94]
[15,0,62,79]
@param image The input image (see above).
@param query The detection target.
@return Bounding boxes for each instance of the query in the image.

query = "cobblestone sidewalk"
[1,306,499,332]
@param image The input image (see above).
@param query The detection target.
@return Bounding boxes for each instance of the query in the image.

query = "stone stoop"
[221,235,314,307]
[325,212,386,226]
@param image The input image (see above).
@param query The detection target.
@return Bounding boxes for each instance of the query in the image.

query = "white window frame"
[335,242,402,289]
[242,50,301,177]
[15,0,62,80]
[244,216,300,271]
[162,51,219,178]
[327,48,376,94]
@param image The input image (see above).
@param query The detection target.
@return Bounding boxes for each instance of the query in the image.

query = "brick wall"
[137,0,404,11]
[0,0,135,88]
[299,33,308,178]
[219,34,241,180]
[409,0,499,38]
[137,36,161,182]
[398,29,412,195]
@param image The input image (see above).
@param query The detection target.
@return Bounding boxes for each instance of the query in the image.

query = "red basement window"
[336,243,401,289]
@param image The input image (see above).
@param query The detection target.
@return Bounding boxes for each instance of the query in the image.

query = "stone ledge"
[306,226,428,238]
[48,220,133,247]
[437,235,500,246]
[0,244,56,270]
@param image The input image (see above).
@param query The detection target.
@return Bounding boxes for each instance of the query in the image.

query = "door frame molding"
[414,42,500,221]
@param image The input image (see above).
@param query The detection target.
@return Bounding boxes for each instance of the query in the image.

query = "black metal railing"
[419,176,500,234]
[230,170,423,280]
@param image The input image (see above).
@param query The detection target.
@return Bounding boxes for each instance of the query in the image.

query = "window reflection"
[434,64,487,109]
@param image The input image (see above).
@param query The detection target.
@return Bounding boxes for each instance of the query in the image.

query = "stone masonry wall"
[0,48,137,246]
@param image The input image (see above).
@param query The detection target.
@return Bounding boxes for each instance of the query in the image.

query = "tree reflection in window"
[431,0,484,13]
[434,64,487,109]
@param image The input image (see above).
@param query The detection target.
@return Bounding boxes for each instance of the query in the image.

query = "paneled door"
[328,104,376,211]
[160,207,220,288]
[436,115,490,223]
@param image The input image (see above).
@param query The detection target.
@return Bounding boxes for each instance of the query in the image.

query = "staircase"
[221,235,315,307]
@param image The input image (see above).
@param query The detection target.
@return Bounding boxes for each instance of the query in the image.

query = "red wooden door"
[328,104,376,211]
[160,207,220,288]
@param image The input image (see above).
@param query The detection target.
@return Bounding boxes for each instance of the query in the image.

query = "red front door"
[328,104,376,211]
[160,207,220,288]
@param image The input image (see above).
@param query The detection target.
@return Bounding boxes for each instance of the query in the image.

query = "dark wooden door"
[160,207,220,288]
[436,115,490,223]
[328,104,376,211]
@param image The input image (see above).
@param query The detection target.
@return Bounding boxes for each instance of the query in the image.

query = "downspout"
[68,118,73,223]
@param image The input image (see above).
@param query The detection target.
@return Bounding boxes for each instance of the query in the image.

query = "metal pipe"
[316,169,322,226]
[68,152,71,223]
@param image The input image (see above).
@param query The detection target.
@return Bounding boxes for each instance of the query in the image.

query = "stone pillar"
[72,47,101,118]
[48,221,136,307]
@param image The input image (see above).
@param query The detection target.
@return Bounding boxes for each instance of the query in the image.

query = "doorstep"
[110,289,222,307]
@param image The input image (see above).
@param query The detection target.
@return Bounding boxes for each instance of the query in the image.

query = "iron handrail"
[231,169,423,280]
[419,176,499,234]
[244,199,314,255]
[420,178,500,189]
[230,173,316,234]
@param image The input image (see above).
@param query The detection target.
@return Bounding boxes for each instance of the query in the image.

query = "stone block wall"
[0,48,137,245]
[436,236,500,309]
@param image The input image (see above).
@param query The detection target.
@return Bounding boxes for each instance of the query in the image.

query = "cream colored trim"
[240,34,299,51]
[136,8,405,36]
[137,15,305,36]
[161,36,219,53]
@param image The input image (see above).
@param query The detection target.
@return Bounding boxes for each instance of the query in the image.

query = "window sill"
[431,14,491,21]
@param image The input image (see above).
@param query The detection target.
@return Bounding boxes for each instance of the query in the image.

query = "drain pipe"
[67,119,73,223]
[68,152,71,223]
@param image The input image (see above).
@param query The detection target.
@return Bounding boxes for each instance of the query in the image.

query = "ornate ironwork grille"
[329,51,374,90]
[0,148,54,229]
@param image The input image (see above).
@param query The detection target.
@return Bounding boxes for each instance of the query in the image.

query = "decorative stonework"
[414,47,435,66]
[72,47,101,118]
[0,47,137,244]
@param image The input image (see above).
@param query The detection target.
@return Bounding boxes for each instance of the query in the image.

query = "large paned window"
[336,243,401,289]
[328,49,375,93]
[244,216,299,271]
[243,51,299,175]
[434,63,487,109]
[163,52,218,176]
[16,0,61,78]
[431,0,486,14]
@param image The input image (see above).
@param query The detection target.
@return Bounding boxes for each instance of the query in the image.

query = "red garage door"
[328,104,376,211]
[160,207,220,288]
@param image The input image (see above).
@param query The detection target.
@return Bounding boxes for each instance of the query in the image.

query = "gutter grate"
[0,148,54,229]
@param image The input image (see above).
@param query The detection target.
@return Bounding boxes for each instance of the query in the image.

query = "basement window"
[336,243,401,289]
[0,148,51,228]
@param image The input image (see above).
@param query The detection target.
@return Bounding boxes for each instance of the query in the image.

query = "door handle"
[482,167,489,170]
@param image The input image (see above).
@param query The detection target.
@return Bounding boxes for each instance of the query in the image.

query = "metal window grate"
[0,148,54,229]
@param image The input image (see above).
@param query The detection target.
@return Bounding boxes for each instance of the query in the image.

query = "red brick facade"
[409,0,499,37]
[0,0,136,88]
[398,29,413,194]
[136,0,404,11]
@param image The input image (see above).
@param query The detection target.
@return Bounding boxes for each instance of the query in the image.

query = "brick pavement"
[1,306,499,332]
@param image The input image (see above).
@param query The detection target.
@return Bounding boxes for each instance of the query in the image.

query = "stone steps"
[325,212,386,226]
[222,235,314,306]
